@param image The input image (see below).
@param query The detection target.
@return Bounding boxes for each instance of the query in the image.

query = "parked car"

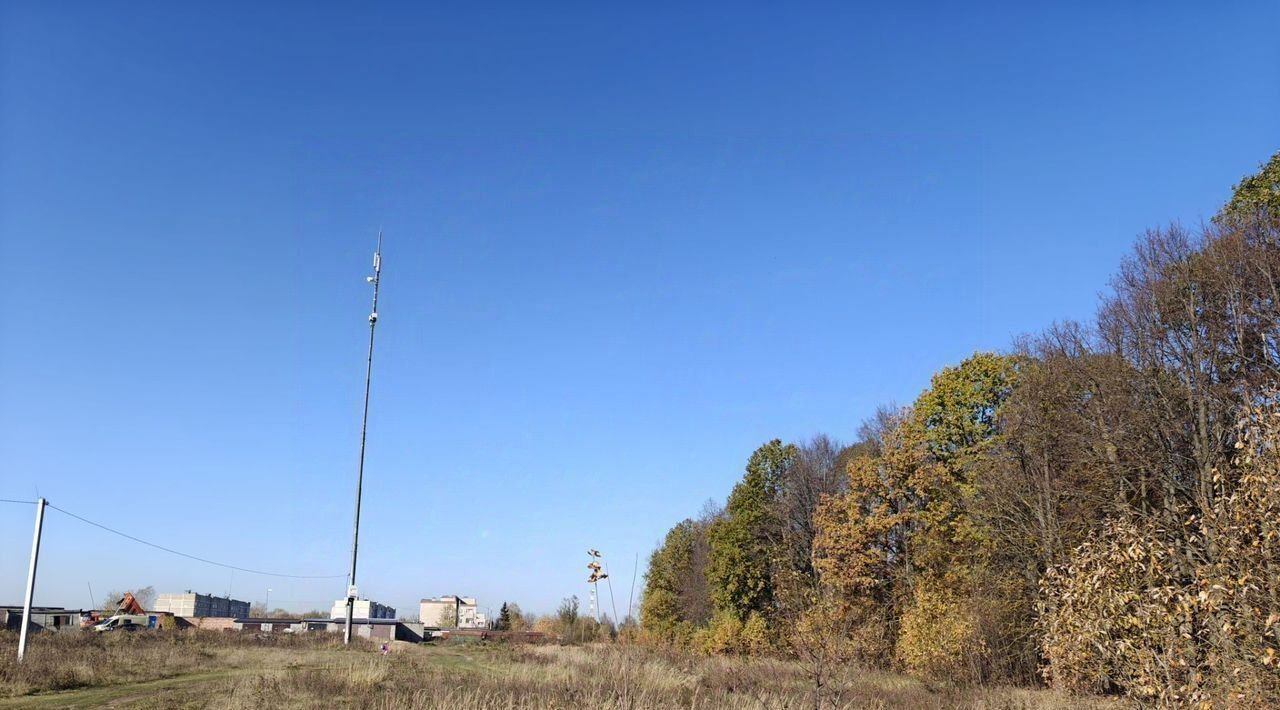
[91,614,153,632]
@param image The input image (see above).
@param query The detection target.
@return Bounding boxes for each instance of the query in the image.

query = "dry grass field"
[0,631,1113,709]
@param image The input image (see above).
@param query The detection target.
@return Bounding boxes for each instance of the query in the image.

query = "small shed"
[0,606,79,633]
[303,618,423,642]
[233,618,304,633]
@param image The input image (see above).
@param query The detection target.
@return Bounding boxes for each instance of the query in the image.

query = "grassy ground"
[0,631,1113,709]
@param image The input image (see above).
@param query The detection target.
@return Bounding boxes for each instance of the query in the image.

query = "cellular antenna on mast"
[344,230,382,645]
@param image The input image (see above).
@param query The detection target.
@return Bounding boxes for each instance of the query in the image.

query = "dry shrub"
[1194,405,1280,702]
[1040,402,1280,706]
[698,611,770,656]
[846,614,895,666]
[531,616,558,636]
[896,581,987,684]
[636,620,700,653]
[1038,517,1190,698]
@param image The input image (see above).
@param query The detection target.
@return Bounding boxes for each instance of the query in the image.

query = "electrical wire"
[0,498,36,505]
[47,503,346,580]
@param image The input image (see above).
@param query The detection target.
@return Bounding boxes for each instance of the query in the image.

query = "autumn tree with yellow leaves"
[636,152,1280,705]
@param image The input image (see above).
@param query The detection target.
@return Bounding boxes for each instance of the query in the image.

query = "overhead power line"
[47,503,345,580]
[0,498,37,505]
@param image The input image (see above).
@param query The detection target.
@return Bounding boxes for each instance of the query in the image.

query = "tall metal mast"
[344,231,382,645]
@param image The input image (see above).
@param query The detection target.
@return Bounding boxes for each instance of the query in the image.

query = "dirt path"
[0,668,247,708]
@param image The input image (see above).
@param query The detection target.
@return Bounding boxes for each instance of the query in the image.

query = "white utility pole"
[345,232,383,645]
[18,498,47,662]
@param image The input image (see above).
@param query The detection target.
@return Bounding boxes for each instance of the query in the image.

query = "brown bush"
[1040,401,1280,706]
[897,581,988,684]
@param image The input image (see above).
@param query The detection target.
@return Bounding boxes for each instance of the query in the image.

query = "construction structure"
[153,592,249,619]
[330,598,395,620]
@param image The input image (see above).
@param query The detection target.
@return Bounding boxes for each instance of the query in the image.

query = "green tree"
[640,519,698,640]
[1219,150,1280,222]
[708,439,797,624]
[898,353,1024,682]
[907,352,1020,579]
[505,602,529,631]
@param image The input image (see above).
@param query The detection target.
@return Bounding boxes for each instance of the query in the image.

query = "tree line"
[639,152,1280,706]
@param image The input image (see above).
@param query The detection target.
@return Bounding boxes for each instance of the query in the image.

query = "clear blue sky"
[1,2,1277,619]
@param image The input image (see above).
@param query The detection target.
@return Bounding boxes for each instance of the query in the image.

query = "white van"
[91,614,154,632]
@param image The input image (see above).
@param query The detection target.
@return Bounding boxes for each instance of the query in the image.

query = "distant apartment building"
[153,592,249,619]
[330,598,396,620]
[420,595,485,628]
